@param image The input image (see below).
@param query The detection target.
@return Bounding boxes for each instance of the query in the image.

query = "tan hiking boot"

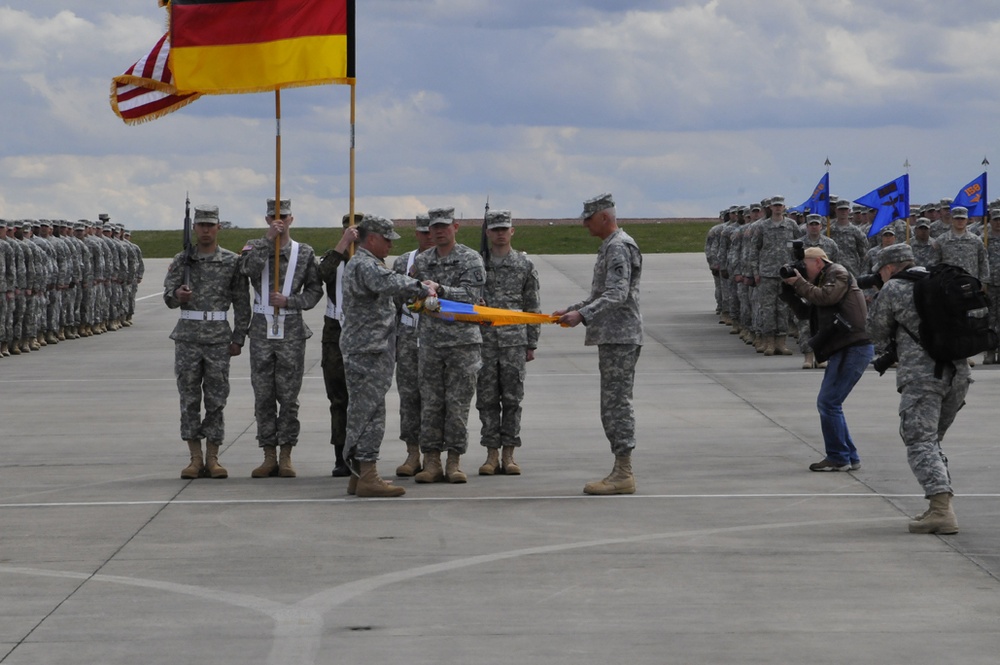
[180,440,204,479]
[774,335,793,356]
[278,444,296,478]
[251,445,279,478]
[356,461,405,497]
[204,441,228,479]
[478,447,501,476]
[414,450,445,483]
[501,446,521,475]
[445,451,467,483]
[909,493,958,534]
[802,352,815,369]
[583,454,636,495]
[395,443,422,477]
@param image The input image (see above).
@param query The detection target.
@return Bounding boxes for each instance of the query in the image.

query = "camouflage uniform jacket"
[241,237,324,341]
[413,243,486,348]
[482,250,541,349]
[751,217,801,279]
[829,223,868,276]
[704,223,724,271]
[867,271,971,390]
[801,234,840,264]
[568,228,643,346]
[164,247,251,346]
[392,251,420,340]
[986,235,1000,286]
[908,238,939,268]
[936,230,989,283]
[340,247,430,355]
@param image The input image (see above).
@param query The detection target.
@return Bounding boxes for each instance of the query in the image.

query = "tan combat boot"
[58,327,66,341]
[204,441,228,479]
[414,450,445,483]
[583,454,636,495]
[347,474,358,495]
[251,445,279,478]
[29,337,40,351]
[445,451,467,483]
[180,440,204,479]
[46,331,59,345]
[801,352,815,369]
[762,335,776,356]
[395,443,422,477]
[356,461,405,498]
[501,446,521,475]
[278,444,296,478]
[774,335,793,356]
[478,447,501,476]
[908,493,958,534]
[36,333,47,347]
[0,342,7,357]
[729,321,741,335]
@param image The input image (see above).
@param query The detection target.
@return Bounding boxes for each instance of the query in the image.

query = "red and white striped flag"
[110,33,201,125]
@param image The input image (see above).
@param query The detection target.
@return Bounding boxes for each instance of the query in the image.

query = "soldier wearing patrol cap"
[830,199,868,276]
[555,193,642,495]
[937,206,989,283]
[411,205,486,484]
[475,209,541,476]
[164,204,251,479]
[908,218,938,268]
[748,195,801,356]
[391,212,435,477]
[339,214,437,497]
[0,221,9,357]
[317,212,362,477]
[241,198,324,478]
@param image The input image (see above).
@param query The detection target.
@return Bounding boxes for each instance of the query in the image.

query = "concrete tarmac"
[1,252,998,664]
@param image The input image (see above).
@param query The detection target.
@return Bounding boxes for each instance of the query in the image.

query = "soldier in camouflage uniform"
[475,210,541,476]
[3,220,26,355]
[317,213,361,477]
[829,199,868,276]
[936,206,989,282]
[163,205,250,480]
[982,209,1000,364]
[81,220,105,337]
[555,193,642,496]
[340,215,436,497]
[749,196,801,356]
[411,206,486,484]
[867,243,966,534]
[929,200,952,239]
[19,222,44,352]
[391,213,434,477]
[908,218,938,268]
[241,198,324,478]
[704,217,725,317]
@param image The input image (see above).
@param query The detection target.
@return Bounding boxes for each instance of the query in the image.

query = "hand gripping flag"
[169,0,356,94]
[789,173,830,216]
[110,33,202,125]
[855,174,909,238]
[952,172,988,218]
[409,298,560,327]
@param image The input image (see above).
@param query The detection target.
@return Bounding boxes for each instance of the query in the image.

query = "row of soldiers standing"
[0,216,144,357]
[704,195,1000,367]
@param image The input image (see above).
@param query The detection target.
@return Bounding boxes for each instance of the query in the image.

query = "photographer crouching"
[781,247,874,472]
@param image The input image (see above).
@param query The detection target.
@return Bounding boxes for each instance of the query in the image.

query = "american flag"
[110,33,201,125]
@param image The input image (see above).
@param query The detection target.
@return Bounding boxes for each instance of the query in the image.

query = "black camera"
[856,272,884,290]
[872,341,898,375]
[779,240,806,279]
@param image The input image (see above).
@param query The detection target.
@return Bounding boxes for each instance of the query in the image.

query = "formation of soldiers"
[704,195,1000,367]
[0,216,144,357]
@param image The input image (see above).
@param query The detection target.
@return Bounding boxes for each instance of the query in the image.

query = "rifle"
[182,193,193,286]
[479,195,490,262]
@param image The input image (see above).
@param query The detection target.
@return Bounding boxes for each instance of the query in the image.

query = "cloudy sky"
[2,1,1000,229]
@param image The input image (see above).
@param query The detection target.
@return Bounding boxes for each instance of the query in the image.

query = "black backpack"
[894,264,998,376]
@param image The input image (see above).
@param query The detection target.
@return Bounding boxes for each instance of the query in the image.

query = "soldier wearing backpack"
[866,243,974,535]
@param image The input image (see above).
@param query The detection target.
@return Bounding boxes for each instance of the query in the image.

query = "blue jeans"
[817,343,874,465]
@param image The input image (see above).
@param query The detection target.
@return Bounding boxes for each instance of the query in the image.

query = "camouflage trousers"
[796,317,813,353]
[250,337,306,448]
[726,277,740,321]
[738,281,752,328]
[712,273,722,312]
[47,289,61,332]
[898,376,970,497]
[598,344,641,456]
[343,350,395,462]
[757,277,789,336]
[418,343,482,454]
[395,332,421,446]
[476,343,526,448]
[320,318,347,448]
[174,340,232,442]
[2,293,13,341]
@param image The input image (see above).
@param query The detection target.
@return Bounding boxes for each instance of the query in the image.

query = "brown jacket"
[789,261,871,359]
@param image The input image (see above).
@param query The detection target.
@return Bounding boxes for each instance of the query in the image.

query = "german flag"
[169,0,355,94]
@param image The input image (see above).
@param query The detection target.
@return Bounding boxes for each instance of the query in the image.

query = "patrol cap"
[876,243,914,271]
[193,205,220,224]
[581,193,615,219]
[73,221,86,231]
[835,199,851,210]
[951,206,969,219]
[990,208,1000,220]
[358,214,400,241]
[427,206,455,226]
[940,198,953,206]
[750,202,762,212]
[914,218,931,229]
[415,213,430,233]
[266,198,292,217]
[486,209,512,229]
[98,213,110,222]
[21,220,31,230]
[805,214,823,225]
[341,212,363,227]
[39,219,51,228]
[803,247,829,262]
[769,196,785,206]
[881,227,896,236]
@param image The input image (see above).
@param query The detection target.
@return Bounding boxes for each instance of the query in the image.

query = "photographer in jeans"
[782,247,874,471]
